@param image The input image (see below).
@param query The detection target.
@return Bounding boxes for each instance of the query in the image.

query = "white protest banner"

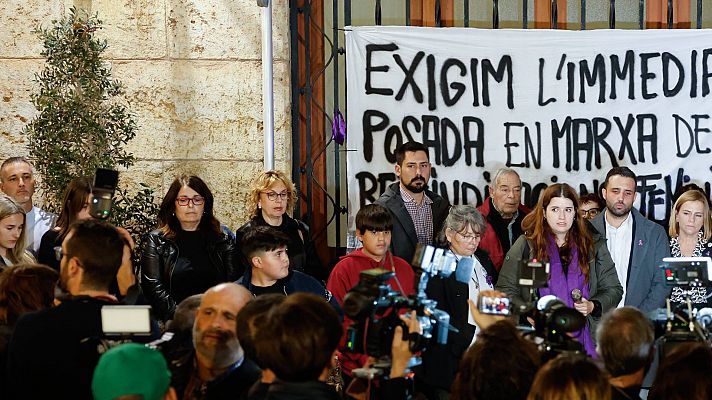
[345,26,712,224]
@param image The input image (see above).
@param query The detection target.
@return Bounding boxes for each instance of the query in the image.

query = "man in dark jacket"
[6,220,156,400]
[168,283,261,400]
[375,141,450,264]
[477,167,529,271]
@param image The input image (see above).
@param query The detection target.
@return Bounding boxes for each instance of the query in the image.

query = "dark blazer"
[419,249,498,391]
[590,208,671,312]
[375,182,450,264]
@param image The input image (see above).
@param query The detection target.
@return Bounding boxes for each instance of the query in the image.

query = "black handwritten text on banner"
[345,26,712,224]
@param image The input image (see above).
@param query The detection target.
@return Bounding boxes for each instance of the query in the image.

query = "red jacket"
[477,197,530,271]
[327,248,415,376]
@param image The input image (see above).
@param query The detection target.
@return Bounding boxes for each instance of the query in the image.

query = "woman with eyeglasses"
[37,177,93,271]
[667,188,712,308]
[236,170,323,280]
[496,183,622,358]
[578,193,604,220]
[140,175,238,321]
[0,196,35,269]
[418,205,498,398]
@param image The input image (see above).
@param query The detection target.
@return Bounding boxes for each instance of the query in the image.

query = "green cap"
[92,343,171,400]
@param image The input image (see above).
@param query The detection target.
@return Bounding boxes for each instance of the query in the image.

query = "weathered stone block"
[84,0,168,59]
[0,0,64,58]
[167,0,289,60]
[0,60,43,158]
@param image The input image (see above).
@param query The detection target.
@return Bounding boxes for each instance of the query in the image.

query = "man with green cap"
[92,343,177,400]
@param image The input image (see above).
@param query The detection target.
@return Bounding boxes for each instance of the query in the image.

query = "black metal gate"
[289,0,708,257]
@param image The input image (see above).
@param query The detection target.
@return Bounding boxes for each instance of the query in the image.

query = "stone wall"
[0,0,291,230]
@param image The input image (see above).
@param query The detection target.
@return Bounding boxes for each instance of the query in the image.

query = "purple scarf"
[539,236,597,358]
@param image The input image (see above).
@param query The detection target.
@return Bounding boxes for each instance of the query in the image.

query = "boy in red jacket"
[327,204,415,378]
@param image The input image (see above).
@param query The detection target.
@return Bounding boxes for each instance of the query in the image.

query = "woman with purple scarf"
[496,183,623,358]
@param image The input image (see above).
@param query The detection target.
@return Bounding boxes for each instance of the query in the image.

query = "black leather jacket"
[140,229,239,321]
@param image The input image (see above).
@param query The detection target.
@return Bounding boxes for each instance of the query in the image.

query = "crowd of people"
[0,143,711,399]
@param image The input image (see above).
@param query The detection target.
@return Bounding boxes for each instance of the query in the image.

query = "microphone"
[454,257,474,284]
[571,288,583,304]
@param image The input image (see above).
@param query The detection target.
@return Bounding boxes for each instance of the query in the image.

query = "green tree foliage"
[24,7,158,250]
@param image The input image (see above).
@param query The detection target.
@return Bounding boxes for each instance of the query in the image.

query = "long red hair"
[521,183,594,282]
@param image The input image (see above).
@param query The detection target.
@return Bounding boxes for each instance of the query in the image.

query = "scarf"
[539,235,596,357]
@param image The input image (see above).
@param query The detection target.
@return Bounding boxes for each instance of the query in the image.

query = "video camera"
[90,168,119,220]
[650,257,712,357]
[494,257,587,360]
[342,244,459,378]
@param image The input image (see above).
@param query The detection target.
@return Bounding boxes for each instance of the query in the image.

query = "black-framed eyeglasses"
[176,196,205,207]
[53,246,67,262]
[262,191,290,202]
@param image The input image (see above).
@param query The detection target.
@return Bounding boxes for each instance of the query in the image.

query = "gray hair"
[438,205,486,245]
[492,167,521,187]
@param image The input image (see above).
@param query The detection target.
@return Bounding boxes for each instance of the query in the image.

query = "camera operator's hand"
[468,290,509,331]
[390,311,421,379]
[116,227,136,296]
[574,297,594,317]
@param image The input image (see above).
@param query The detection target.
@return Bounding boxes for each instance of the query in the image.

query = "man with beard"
[591,167,670,312]
[376,141,450,263]
[6,219,146,400]
[168,283,261,400]
[477,167,530,271]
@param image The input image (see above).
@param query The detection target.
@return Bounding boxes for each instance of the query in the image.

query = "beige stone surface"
[167,0,289,60]
[0,0,293,230]
[0,0,65,58]
[0,60,43,157]
[86,0,168,59]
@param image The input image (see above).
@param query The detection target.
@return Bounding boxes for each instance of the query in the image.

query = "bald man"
[168,283,260,400]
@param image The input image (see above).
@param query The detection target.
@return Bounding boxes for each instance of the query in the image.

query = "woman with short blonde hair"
[237,170,322,280]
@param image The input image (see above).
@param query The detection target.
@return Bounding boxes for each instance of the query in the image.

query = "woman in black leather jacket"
[140,175,238,321]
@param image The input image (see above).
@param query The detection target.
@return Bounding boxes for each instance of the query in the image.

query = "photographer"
[6,219,158,399]
[496,183,622,357]
[419,205,498,398]
[451,290,540,400]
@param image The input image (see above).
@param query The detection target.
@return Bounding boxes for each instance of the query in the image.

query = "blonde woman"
[0,196,35,268]
[668,188,712,307]
[236,170,323,280]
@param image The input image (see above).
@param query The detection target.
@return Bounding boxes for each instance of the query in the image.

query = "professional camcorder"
[498,257,587,360]
[342,244,461,378]
[650,257,712,357]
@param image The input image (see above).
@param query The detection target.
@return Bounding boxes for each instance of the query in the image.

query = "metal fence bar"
[667,0,673,28]
[493,0,500,28]
[332,0,341,247]
[436,0,442,27]
[523,0,528,28]
[375,0,382,25]
[551,0,558,29]
[639,0,644,29]
[698,0,703,29]
[464,0,470,27]
[290,2,301,216]
[304,1,313,223]
[345,0,351,26]
[406,0,411,25]
[609,0,615,29]
[581,0,586,30]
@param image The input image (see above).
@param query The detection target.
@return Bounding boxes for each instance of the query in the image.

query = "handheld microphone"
[454,257,474,284]
[571,288,583,304]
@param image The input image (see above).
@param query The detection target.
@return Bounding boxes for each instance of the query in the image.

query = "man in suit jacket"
[376,141,450,264]
[591,166,671,313]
